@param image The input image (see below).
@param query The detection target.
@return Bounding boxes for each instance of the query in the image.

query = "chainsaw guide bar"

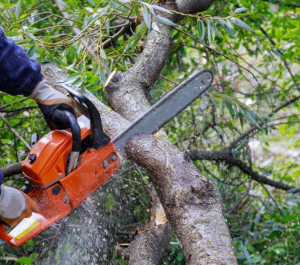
[0,69,213,246]
[113,68,213,153]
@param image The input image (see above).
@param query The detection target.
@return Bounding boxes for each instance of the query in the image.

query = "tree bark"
[126,135,237,265]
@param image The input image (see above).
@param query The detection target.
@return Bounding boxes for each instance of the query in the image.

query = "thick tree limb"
[126,135,237,265]
[188,150,300,193]
[105,0,237,263]
[116,187,172,264]
[116,223,172,265]
[0,162,22,177]
[105,9,174,119]
[105,11,174,263]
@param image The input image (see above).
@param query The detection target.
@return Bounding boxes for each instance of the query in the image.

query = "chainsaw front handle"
[52,109,81,174]
[62,85,110,149]
[64,111,81,153]
[64,111,81,173]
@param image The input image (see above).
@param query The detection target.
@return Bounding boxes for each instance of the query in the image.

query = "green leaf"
[197,19,205,40]
[135,21,146,36]
[234,7,247,13]
[105,20,110,35]
[268,230,282,239]
[152,22,160,32]
[15,0,21,19]
[177,252,184,261]
[100,49,107,60]
[151,5,172,14]
[142,7,151,29]
[155,16,177,27]
[219,20,235,38]
[141,2,154,14]
[17,257,33,265]
[27,45,36,58]
[209,94,218,108]
[230,17,253,32]
[226,102,236,117]
[207,19,212,44]
[246,111,261,128]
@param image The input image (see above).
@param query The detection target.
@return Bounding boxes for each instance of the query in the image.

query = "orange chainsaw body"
[0,116,120,246]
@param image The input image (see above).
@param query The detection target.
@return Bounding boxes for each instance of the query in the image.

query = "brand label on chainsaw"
[9,213,43,239]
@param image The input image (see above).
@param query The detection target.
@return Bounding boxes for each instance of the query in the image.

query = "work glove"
[0,172,37,227]
[30,80,76,130]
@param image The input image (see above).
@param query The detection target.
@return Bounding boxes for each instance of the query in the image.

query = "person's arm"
[0,29,76,226]
[0,172,37,226]
[0,27,76,129]
[0,28,42,96]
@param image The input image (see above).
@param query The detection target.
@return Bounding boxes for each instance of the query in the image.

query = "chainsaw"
[0,69,213,246]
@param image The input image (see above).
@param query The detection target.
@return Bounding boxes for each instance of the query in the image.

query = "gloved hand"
[30,80,76,130]
[0,172,37,227]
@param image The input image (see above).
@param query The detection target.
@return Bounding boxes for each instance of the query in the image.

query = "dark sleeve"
[0,28,43,96]
[0,172,3,195]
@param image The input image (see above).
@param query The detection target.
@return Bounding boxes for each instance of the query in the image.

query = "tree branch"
[0,162,22,178]
[188,150,299,193]
[0,113,31,150]
[126,135,237,265]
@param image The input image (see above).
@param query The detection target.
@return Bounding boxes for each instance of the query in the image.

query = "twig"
[260,183,282,211]
[0,113,31,150]
[102,23,131,47]
[259,26,298,87]
[189,150,300,193]
[174,27,261,86]
[54,0,104,67]
[0,257,18,262]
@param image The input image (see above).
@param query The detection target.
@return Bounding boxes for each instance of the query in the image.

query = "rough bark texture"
[116,223,172,265]
[1,162,22,177]
[126,135,237,265]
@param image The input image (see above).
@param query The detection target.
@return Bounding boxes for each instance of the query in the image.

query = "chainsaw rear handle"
[62,85,110,149]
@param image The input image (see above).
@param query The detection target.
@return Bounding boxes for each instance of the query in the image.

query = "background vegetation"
[0,0,299,264]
